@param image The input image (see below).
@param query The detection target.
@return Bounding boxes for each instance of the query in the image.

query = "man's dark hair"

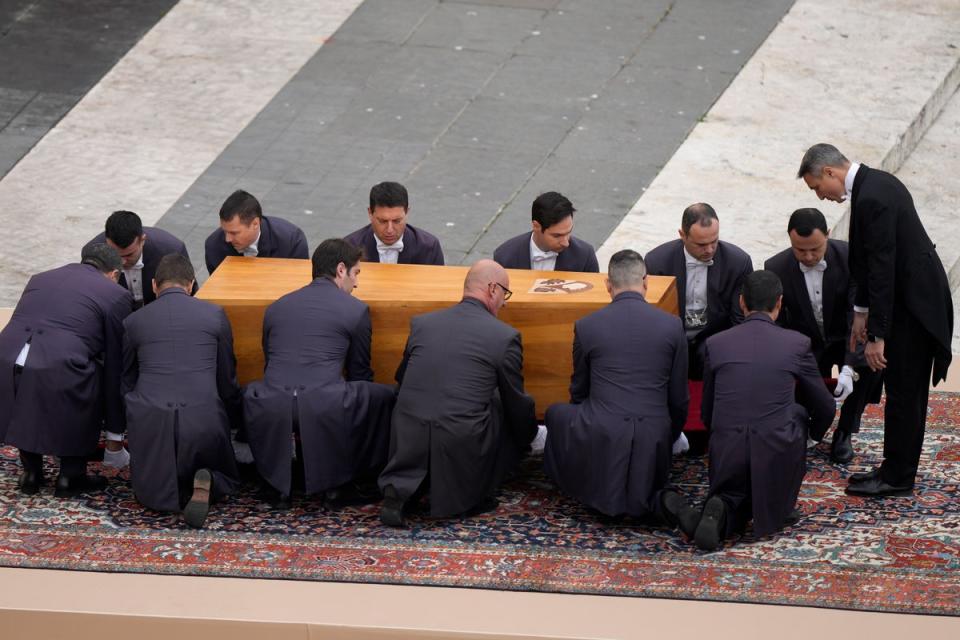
[369,182,409,210]
[680,203,718,235]
[741,270,783,313]
[312,238,364,279]
[607,249,647,290]
[154,254,196,288]
[219,189,262,223]
[81,243,122,273]
[787,208,829,237]
[532,191,576,230]
[104,210,144,248]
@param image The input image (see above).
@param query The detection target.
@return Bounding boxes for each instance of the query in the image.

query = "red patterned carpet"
[1,394,958,615]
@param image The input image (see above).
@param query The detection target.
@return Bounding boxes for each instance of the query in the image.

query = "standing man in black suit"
[798,143,953,496]
[84,210,197,309]
[378,260,538,526]
[122,255,241,528]
[244,239,395,508]
[204,189,309,275]
[493,192,599,272]
[343,182,444,265]
[645,203,753,379]
[544,250,689,520]
[765,208,883,463]
[0,244,132,497]
[691,271,836,550]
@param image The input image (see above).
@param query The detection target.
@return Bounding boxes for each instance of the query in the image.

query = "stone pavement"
[0,0,176,179]
[159,0,794,277]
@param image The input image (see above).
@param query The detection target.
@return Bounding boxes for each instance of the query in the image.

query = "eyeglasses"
[491,281,513,300]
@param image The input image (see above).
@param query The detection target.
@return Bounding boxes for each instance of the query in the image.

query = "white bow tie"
[376,238,404,253]
[799,260,827,273]
[686,258,713,268]
[532,251,558,262]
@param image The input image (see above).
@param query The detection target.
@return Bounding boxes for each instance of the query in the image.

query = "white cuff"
[105,431,125,442]
[853,305,869,313]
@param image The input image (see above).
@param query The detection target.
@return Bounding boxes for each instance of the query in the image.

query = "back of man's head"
[787,208,829,237]
[680,202,718,235]
[607,250,646,291]
[81,243,122,273]
[741,270,783,313]
[312,238,363,279]
[219,189,262,223]
[532,191,575,230]
[154,254,196,289]
[369,181,409,210]
[104,210,144,248]
[797,143,849,178]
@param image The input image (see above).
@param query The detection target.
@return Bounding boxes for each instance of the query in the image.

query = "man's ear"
[532,220,542,234]
[152,279,159,296]
[677,228,685,241]
[739,294,748,317]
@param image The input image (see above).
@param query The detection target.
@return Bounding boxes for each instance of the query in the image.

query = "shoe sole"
[694,497,726,551]
[183,470,212,529]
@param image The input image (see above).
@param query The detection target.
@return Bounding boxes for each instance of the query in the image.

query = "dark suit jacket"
[849,164,953,383]
[379,297,537,516]
[493,232,599,272]
[84,226,197,305]
[544,291,688,516]
[645,239,753,347]
[244,278,394,495]
[0,263,132,456]
[204,215,309,275]
[344,223,444,265]
[122,288,240,511]
[765,239,856,372]
[702,314,835,536]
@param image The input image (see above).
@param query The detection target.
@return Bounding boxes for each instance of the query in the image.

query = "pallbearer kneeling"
[378,260,538,526]
[689,270,835,550]
[244,239,394,508]
[123,254,241,528]
[544,250,690,521]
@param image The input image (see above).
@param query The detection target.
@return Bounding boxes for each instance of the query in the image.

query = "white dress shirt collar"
[242,229,261,257]
[530,234,558,271]
[376,232,404,264]
[123,253,146,302]
[842,162,861,202]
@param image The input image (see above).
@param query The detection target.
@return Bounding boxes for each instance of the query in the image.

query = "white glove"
[834,365,855,403]
[103,446,130,469]
[531,425,548,454]
[807,437,820,449]
[672,432,690,455]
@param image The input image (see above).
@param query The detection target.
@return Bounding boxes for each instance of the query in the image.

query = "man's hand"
[672,432,690,455]
[865,339,887,371]
[834,365,855,403]
[850,311,868,352]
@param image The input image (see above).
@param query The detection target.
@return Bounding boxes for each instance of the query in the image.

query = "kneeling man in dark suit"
[544,249,689,520]
[123,254,241,528]
[244,239,395,508]
[379,260,538,526]
[692,271,835,550]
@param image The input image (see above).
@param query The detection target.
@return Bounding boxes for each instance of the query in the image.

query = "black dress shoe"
[380,484,406,527]
[845,476,913,497]
[266,491,292,510]
[848,467,881,484]
[830,430,855,464]
[18,470,43,495]
[324,480,381,509]
[54,474,107,498]
[183,469,213,529]
[694,496,728,552]
[659,490,700,537]
[783,508,802,526]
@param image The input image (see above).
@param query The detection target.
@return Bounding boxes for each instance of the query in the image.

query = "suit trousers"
[836,367,882,434]
[881,309,935,486]
[13,365,87,479]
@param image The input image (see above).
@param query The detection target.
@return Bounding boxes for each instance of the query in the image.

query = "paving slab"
[161,0,794,280]
[0,0,364,305]
[599,0,960,270]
